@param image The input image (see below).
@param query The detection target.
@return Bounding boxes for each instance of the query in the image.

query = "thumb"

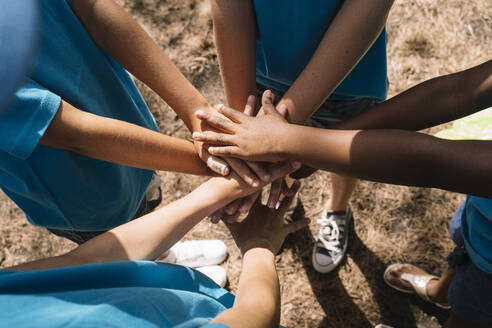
[285,218,310,234]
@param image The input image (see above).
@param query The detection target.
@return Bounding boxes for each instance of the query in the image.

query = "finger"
[225,198,242,215]
[195,109,236,133]
[238,191,260,214]
[285,218,311,234]
[277,103,288,117]
[210,209,224,224]
[278,180,301,213]
[193,131,236,145]
[226,157,260,187]
[244,95,256,117]
[225,211,241,224]
[246,161,271,182]
[267,179,282,208]
[207,156,230,176]
[268,160,302,181]
[217,104,248,123]
[261,90,276,114]
[280,179,290,196]
[208,146,242,158]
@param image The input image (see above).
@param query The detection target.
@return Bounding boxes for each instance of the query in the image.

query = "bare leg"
[324,173,357,211]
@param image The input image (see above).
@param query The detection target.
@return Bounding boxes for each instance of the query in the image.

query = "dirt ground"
[1,1,491,327]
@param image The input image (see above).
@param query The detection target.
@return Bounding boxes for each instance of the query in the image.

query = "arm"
[282,127,492,198]
[210,0,257,112]
[7,160,300,271]
[278,0,394,123]
[212,187,309,328]
[70,0,231,176]
[212,248,280,328]
[192,90,492,198]
[40,100,209,175]
[336,60,492,130]
[71,0,211,132]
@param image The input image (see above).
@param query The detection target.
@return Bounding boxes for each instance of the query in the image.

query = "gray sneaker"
[312,205,353,273]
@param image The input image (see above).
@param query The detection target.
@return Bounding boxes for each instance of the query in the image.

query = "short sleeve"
[0,78,61,159]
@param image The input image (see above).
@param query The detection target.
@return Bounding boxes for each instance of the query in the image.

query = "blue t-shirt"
[0,261,233,328]
[462,196,492,274]
[0,0,159,230]
[254,0,388,101]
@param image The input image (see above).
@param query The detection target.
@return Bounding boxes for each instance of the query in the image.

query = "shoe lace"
[316,215,344,253]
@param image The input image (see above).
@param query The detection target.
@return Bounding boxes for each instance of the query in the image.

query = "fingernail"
[216,104,225,110]
[278,104,287,111]
[251,180,260,188]
[291,161,301,170]
[248,95,255,103]
[268,200,275,208]
[192,132,203,139]
[239,204,249,213]
[195,109,205,116]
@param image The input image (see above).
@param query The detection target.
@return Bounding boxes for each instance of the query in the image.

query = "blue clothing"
[0,261,233,328]
[254,0,388,101]
[0,0,158,230]
[447,204,492,326]
[461,196,492,274]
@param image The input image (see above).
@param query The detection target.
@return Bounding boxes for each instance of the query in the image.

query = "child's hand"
[205,160,302,209]
[193,90,290,162]
[195,97,271,187]
[225,181,310,255]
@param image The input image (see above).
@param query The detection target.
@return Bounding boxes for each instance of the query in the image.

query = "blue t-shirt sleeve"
[0,78,61,160]
[202,324,230,328]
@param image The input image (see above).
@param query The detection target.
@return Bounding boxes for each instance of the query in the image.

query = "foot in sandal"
[383,263,451,309]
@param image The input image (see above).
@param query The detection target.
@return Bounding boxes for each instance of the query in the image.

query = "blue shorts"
[447,202,492,326]
[256,84,378,128]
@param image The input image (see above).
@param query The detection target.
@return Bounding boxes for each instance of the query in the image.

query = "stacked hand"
[193,90,290,163]
[194,91,295,222]
[225,181,310,255]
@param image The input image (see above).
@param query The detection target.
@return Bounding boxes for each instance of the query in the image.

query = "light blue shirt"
[0,0,158,230]
[462,196,492,274]
[0,261,233,328]
[254,0,388,101]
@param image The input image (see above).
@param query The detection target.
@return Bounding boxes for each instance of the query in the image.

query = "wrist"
[276,124,297,160]
[243,246,275,261]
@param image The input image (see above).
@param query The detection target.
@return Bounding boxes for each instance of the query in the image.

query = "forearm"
[283,125,492,198]
[8,180,236,270]
[212,248,280,328]
[211,0,257,110]
[336,60,492,130]
[279,0,394,123]
[41,100,209,175]
[71,0,209,131]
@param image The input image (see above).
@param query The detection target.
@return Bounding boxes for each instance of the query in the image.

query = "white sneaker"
[160,240,228,268]
[196,265,228,288]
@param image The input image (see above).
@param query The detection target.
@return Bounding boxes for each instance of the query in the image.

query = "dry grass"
[1,0,491,327]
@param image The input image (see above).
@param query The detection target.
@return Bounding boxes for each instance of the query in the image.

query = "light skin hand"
[193,90,291,163]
